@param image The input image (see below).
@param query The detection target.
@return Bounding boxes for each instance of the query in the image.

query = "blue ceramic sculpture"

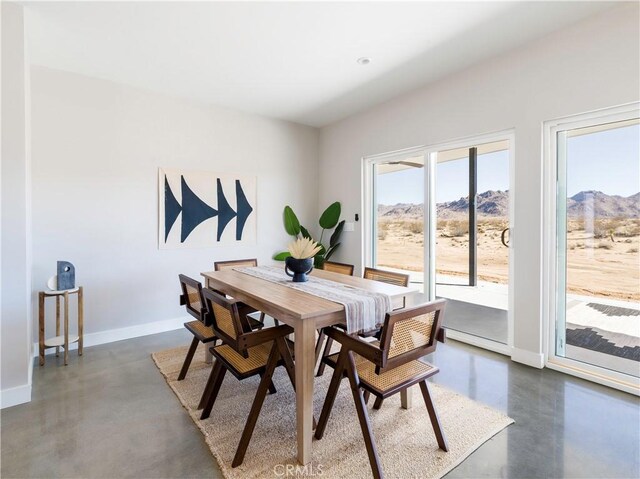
[57,261,76,290]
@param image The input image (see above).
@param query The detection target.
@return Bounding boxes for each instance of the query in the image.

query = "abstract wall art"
[158,168,256,249]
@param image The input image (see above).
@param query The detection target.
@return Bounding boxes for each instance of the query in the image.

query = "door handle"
[501,228,510,247]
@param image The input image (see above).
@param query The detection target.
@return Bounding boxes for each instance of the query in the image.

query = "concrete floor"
[2,329,639,479]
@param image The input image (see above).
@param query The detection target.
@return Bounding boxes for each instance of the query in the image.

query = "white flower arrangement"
[288,237,322,260]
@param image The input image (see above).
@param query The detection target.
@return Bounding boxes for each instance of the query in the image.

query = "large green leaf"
[283,206,301,236]
[329,220,345,247]
[324,243,340,262]
[273,251,290,261]
[319,202,341,229]
[299,225,312,240]
[313,254,325,268]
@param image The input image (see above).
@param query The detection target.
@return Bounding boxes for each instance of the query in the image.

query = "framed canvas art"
[159,168,256,249]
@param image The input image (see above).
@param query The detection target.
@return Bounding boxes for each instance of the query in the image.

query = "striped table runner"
[235,266,391,334]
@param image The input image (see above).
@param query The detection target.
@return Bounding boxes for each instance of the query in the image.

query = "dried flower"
[288,237,322,259]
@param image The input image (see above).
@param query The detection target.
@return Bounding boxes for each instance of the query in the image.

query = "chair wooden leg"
[200,362,227,419]
[232,345,281,467]
[315,349,347,440]
[363,390,371,404]
[178,337,199,381]
[198,358,221,409]
[345,352,383,479]
[276,337,296,390]
[314,329,326,367]
[419,381,448,452]
[316,336,334,377]
[259,372,277,395]
[373,397,384,410]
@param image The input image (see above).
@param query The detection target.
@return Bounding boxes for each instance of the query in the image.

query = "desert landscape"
[377,190,640,301]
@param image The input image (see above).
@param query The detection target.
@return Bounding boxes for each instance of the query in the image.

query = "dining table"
[201,266,418,465]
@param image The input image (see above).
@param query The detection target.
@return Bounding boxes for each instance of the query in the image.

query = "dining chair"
[363,267,410,288]
[177,274,218,381]
[316,266,411,377]
[322,261,355,276]
[314,300,449,479]
[214,258,277,326]
[198,288,297,467]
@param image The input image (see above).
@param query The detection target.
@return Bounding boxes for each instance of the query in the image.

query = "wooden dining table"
[201,266,417,465]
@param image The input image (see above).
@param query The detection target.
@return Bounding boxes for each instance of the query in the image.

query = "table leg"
[56,296,60,357]
[78,287,84,356]
[401,385,413,409]
[64,291,69,366]
[294,319,315,465]
[39,293,45,366]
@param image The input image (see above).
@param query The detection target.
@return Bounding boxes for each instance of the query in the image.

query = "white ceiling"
[25,1,616,127]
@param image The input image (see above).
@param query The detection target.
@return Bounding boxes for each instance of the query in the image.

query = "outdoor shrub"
[448,219,469,237]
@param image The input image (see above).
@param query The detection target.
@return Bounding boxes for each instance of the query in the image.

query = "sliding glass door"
[365,133,514,354]
[432,139,512,347]
[551,114,640,382]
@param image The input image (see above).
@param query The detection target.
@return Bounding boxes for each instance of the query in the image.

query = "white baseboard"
[34,316,188,358]
[1,383,32,409]
[511,347,544,369]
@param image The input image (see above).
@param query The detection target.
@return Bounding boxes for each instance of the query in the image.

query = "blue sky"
[567,123,639,197]
[376,123,639,205]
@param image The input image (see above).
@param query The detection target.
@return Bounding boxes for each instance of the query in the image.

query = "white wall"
[1,2,33,408]
[318,4,640,366]
[30,67,318,340]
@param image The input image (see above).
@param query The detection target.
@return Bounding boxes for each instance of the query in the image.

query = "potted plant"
[284,237,322,282]
[273,202,345,268]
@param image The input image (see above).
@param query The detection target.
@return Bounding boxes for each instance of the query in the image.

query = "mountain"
[436,190,509,219]
[378,190,639,219]
[566,190,639,218]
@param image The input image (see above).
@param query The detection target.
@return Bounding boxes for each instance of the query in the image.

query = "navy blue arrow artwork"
[162,171,255,246]
[180,176,218,242]
[235,179,253,241]
[216,178,236,241]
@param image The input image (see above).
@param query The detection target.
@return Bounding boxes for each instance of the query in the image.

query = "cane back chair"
[316,266,411,377]
[322,261,355,276]
[314,300,449,479]
[198,288,297,468]
[214,258,277,326]
[177,275,218,381]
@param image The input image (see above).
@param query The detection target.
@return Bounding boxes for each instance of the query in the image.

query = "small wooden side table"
[38,286,84,366]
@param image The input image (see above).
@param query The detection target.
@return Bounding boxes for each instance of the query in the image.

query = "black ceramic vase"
[285,257,314,282]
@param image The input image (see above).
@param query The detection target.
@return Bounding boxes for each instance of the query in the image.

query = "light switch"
[344,222,355,232]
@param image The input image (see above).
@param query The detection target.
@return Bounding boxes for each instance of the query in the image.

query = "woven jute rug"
[152,344,513,479]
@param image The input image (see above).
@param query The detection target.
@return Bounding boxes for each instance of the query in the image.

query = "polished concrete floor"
[2,329,639,479]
